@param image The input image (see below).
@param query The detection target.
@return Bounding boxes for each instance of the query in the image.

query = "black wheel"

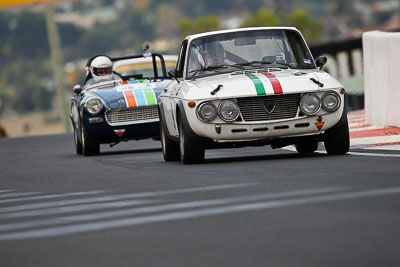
[160,119,180,161]
[295,141,318,154]
[179,118,204,164]
[81,122,100,156]
[324,117,350,155]
[73,126,83,155]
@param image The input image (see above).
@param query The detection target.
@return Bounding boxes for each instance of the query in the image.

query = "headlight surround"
[197,101,217,121]
[299,93,321,115]
[85,98,103,115]
[218,99,240,122]
[321,91,341,112]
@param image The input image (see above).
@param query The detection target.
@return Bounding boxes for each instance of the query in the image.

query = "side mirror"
[168,68,178,78]
[315,56,327,70]
[73,84,82,95]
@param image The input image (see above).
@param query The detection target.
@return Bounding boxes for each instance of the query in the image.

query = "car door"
[163,40,188,137]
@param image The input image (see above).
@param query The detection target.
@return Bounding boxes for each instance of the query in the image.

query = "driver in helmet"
[85,55,121,86]
[203,42,225,66]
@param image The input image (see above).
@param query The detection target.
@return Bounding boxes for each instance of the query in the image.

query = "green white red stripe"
[245,72,283,95]
[261,72,283,94]
[245,73,266,95]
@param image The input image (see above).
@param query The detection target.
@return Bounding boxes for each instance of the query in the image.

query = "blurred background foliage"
[0,0,395,117]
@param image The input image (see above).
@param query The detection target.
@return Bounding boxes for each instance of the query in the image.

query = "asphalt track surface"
[1,134,400,267]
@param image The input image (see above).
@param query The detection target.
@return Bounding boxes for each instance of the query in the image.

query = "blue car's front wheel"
[73,125,83,155]
[81,122,100,156]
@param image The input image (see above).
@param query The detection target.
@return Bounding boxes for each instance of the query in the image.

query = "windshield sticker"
[303,59,312,64]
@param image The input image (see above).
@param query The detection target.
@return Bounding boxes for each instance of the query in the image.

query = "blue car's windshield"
[187,29,315,79]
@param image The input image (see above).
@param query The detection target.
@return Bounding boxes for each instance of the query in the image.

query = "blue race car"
[70,53,175,155]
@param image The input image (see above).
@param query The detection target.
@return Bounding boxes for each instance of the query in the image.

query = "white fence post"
[363,31,400,128]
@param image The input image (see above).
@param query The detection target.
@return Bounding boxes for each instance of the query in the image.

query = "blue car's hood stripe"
[89,79,169,109]
[118,80,157,108]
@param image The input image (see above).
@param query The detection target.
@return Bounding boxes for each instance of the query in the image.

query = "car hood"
[184,69,342,100]
[88,79,171,109]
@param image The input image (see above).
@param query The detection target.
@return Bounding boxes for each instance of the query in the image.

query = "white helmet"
[90,56,113,81]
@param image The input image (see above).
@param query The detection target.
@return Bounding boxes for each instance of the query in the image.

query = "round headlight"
[85,98,103,115]
[218,100,240,122]
[197,102,217,121]
[321,92,340,112]
[299,93,321,115]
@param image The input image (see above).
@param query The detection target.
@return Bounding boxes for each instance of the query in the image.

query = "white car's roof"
[185,27,300,42]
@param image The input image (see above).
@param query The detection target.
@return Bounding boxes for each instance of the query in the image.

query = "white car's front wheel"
[324,117,350,155]
[179,117,205,164]
[161,119,180,161]
[295,141,318,154]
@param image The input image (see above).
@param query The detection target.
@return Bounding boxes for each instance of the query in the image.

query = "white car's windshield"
[187,29,315,78]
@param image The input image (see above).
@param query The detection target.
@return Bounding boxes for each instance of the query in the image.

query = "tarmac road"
[1,134,400,267]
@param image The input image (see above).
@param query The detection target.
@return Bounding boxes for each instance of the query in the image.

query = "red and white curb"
[283,110,400,155]
[348,110,400,148]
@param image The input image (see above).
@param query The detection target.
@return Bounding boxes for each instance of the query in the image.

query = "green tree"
[285,9,322,43]
[239,8,322,43]
[240,9,281,27]
[178,15,220,38]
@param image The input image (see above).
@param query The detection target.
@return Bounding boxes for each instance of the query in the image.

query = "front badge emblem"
[264,101,276,114]
[315,116,325,131]
[114,129,125,137]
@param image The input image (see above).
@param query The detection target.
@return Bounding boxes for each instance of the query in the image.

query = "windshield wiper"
[189,64,244,76]
[234,61,289,69]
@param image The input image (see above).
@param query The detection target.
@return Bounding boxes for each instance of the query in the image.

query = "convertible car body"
[159,27,350,164]
[70,53,175,155]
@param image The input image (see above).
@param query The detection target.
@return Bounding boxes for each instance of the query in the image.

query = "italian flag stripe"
[245,73,266,95]
[261,72,283,94]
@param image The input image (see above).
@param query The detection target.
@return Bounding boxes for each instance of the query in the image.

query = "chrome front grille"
[237,94,301,122]
[105,105,159,126]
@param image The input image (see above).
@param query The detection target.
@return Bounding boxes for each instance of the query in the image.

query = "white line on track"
[0,191,104,204]
[0,192,41,199]
[282,146,400,157]
[0,190,14,194]
[347,151,400,158]
[1,187,399,240]
[0,188,344,232]
[0,183,255,213]
[0,199,158,219]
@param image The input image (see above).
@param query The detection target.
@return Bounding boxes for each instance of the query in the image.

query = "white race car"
[159,27,349,164]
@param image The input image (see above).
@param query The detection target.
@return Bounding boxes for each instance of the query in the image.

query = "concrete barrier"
[363,31,400,128]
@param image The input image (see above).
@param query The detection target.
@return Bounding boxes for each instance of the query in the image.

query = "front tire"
[295,141,318,154]
[81,122,100,156]
[160,119,180,161]
[179,118,204,164]
[324,117,350,155]
[74,126,83,155]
